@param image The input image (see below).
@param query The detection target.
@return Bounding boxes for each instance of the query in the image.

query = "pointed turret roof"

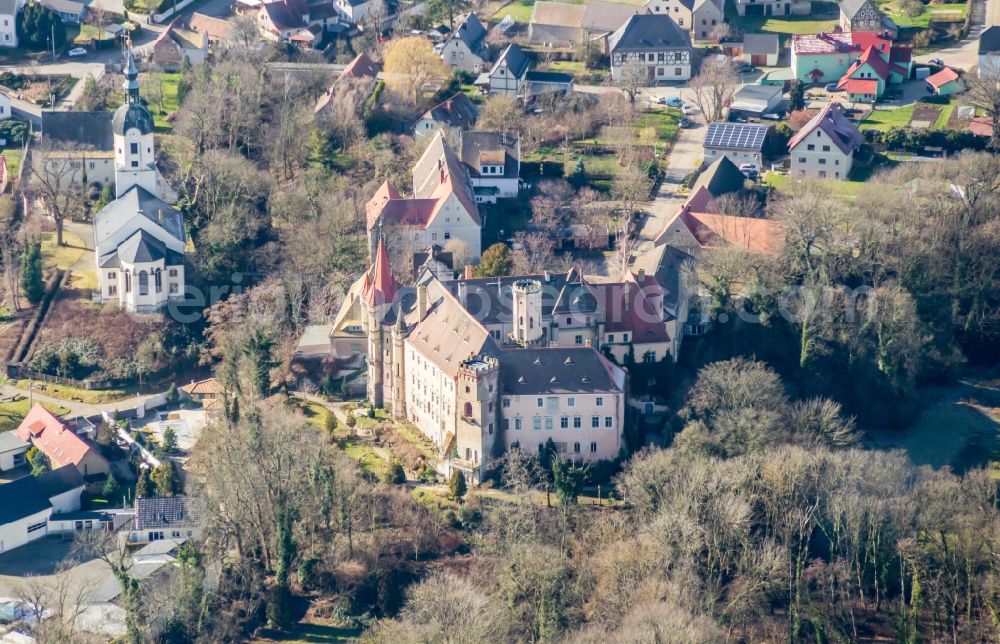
[363,237,397,307]
[113,47,154,136]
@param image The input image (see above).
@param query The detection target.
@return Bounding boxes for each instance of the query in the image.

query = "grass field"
[727,0,839,40]
[490,0,535,25]
[12,379,133,404]
[40,230,87,271]
[142,72,182,132]
[2,148,22,180]
[867,381,1000,476]
[0,399,71,431]
[252,619,364,643]
[860,105,914,130]
[879,1,966,28]
[765,171,868,200]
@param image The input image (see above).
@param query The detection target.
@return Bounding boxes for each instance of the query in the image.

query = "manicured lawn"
[765,171,868,201]
[637,107,681,141]
[341,438,390,478]
[40,230,87,271]
[860,105,914,130]
[0,399,71,431]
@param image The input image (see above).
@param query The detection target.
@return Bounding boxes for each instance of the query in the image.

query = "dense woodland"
[8,35,1000,642]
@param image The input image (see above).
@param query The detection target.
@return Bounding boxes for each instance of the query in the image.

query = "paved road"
[913,0,988,70]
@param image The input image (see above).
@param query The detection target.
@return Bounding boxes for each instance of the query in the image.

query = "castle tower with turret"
[453,355,500,479]
[363,237,397,409]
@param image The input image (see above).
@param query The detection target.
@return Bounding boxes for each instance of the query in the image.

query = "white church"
[93,49,185,313]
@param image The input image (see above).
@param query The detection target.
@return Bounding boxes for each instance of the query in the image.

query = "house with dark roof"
[437,13,489,73]
[125,495,204,545]
[839,0,896,37]
[788,103,863,179]
[608,14,693,82]
[498,346,627,461]
[979,26,1000,77]
[0,466,86,553]
[741,33,780,66]
[703,122,771,168]
[480,43,531,96]
[460,131,520,203]
[733,0,810,16]
[414,92,479,147]
[15,405,110,485]
[34,111,116,191]
[692,156,749,198]
[645,0,724,41]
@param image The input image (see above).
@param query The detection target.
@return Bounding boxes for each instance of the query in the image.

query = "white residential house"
[480,43,530,96]
[93,49,185,313]
[125,496,204,545]
[0,431,28,471]
[645,0,724,41]
[366,131,483,261]
[460,131,520,203]
[0,92,11,121]
[788,103,863,179]
[979,26,1000,78]
[437,13,488,73]
[608,14,693,82]
[0,467,85,554]
[0,0,21,48]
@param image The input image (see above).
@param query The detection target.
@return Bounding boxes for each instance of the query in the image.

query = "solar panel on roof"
[704,123,769,150]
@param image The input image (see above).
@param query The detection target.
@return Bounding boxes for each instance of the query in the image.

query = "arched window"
[138,271,148,296]
[124,271,131,293]
[463,402,473,417]
[154,269,162,293]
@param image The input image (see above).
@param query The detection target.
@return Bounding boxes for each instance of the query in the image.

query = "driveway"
[635,105,705,256]
[912,0,989,70]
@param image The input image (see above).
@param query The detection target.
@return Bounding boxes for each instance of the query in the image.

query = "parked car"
[930,57,945,67]
[660,96,684,107]
[761,112,783,121]
[737,62,754,73]
[825,82,842,92]
[679,116,692,128]
[681,103,695,115]
[739,163,759,180]
[68,47,87,57]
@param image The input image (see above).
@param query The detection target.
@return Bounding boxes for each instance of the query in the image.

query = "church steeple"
[123,47,141,105]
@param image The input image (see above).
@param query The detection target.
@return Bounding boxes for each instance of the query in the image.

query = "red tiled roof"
[15,404,107,470]
[840,78,879,95]
[363,237,397,307]
[180,378,223,395]
[850,31,891,53]
[341,52,379,81]
[586,279,669,343]
[926,67,959,89]
[969,116,992,137]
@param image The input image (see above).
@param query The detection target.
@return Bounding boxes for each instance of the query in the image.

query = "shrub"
[266,584,296,630]
[383,461,406,484]
[19,241,43,306]
[165,382,179,405]
[0,120,29,147]
[28,337,102,379]
[16,3,67,52]
[448,470,467,502]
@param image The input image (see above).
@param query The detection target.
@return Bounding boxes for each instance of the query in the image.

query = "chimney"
[544,271,550,282]
[417,284,428,319]
[637,268,645,282]
[157,209,164,226]
[624,282,631,312]
[457,280,467,306]
[464,264,474,279]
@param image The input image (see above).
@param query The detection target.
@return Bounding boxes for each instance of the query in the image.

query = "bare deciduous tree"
[964,71,1000,148]
[689,57,739,123]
